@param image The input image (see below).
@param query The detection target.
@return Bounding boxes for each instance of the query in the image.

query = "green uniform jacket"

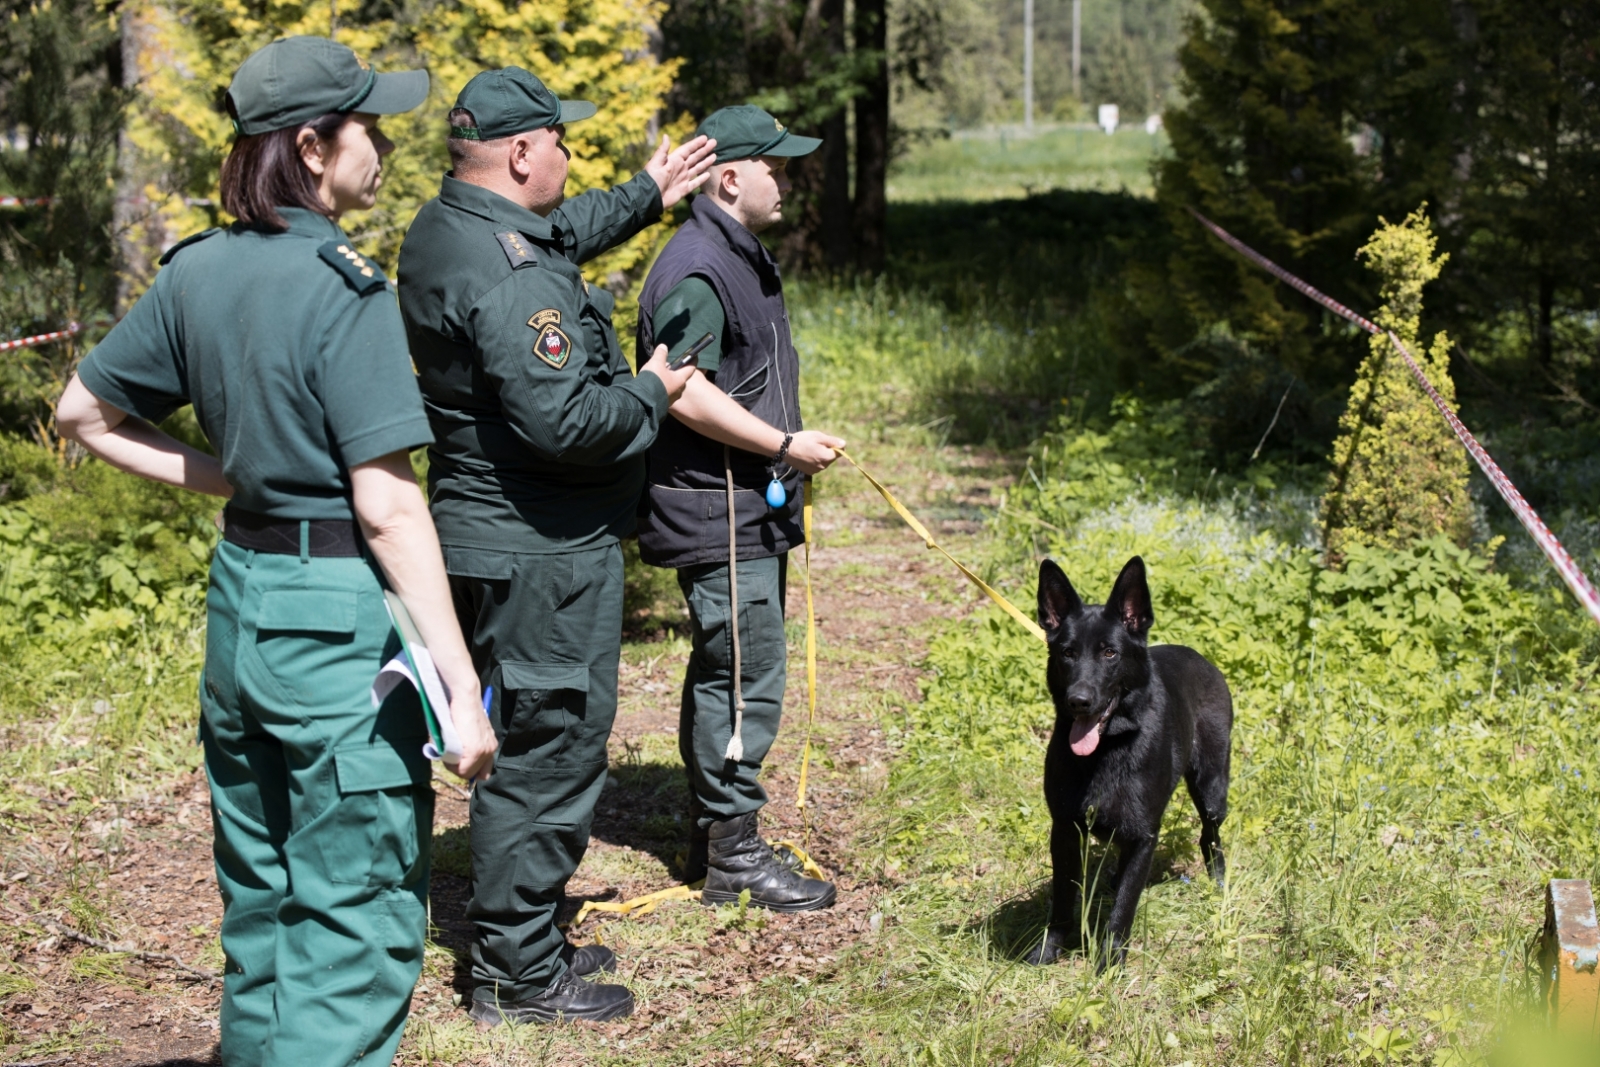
[77,208,432,519]
[397,173,668,555]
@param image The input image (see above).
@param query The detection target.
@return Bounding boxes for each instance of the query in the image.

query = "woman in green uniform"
[55,36,496,1067]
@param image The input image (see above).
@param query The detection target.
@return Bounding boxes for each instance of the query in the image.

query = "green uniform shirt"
[650,276,726,374]
[397,173,669,554]
[76,208,432,520]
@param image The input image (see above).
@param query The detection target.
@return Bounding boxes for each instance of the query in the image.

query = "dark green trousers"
[446,543,622,1003]
[200,541,433,1067]
[678,553,789,824]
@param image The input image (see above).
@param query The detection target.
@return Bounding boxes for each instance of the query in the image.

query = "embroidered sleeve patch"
[528,308,571,369]
[317,240,389,295]
[497,231,537,269]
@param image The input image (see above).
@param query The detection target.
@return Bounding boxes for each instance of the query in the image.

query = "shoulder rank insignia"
[317,240,389,296]
[528,308,571,369]
[496,231,537,269]
[158,228,221,266]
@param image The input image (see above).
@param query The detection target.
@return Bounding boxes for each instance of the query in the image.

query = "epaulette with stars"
[317,240,390,295]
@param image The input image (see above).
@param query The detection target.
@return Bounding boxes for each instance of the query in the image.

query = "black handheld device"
[669,332,716,371]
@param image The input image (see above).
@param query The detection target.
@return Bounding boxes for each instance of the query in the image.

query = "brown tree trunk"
[1537,272,1554,367]
[852,0,888,273]
[819,0,851,270]
[113,0,169,316]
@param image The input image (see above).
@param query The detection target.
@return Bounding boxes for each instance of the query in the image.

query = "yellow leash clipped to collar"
[833,449,1047,643]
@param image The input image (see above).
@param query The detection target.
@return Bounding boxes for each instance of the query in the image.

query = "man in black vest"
[636,105,845,911]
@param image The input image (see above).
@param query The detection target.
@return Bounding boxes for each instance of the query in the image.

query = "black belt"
[223,506,364,558]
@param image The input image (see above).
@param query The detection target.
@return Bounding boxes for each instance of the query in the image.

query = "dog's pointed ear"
[1037,559,1083,633]
[1105,556,1153,638]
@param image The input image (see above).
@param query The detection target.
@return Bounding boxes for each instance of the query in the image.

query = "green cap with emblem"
[450,67,598,140]
[693,104,820,162]
[226,36,429,137]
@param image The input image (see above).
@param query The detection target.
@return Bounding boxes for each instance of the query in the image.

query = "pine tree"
[1453,0,1600,401]
[122,0,682,327]
[1320,207,1472,562]
[1129,0,1471,447]
[0,0,126,440]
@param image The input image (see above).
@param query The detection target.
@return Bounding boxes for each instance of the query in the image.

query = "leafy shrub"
[870,397,1598,1060]
[1322,209,1474,561]
[0,433,59,503]
[0,441,215,806]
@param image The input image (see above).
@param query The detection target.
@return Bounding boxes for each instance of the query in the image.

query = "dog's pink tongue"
[1068,716,1101,756]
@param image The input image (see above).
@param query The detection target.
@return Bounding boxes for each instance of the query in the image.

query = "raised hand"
[645,134,718,210]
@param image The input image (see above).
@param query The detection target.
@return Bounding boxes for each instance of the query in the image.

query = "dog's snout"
[1066,687,1094,713]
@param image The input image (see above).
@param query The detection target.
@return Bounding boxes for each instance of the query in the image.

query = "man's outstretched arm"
[551,135,716,264]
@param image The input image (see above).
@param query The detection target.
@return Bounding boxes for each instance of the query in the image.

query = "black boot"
[560,940,617,977]
[468,968,633,1026]
[701,811,836,912]
[682,794,709,884]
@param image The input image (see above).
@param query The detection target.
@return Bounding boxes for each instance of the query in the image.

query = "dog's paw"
[1024,929,1068,966]
[1094,937,1131,975]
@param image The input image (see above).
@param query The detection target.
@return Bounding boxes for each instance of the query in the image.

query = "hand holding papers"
[373,589,473,765]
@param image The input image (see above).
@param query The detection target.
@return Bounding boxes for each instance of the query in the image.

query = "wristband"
[773,433,794,467]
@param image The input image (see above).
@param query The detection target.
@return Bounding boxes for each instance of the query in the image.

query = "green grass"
[888,126,1167,203]
[5,134,1600,1066]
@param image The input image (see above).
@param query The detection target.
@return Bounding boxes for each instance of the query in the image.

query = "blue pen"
[467,685,494,785]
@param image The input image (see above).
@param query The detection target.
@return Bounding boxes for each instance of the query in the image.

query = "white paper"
[376,593,465,764]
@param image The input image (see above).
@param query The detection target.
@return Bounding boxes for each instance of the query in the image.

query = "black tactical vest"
[635,196,804,568]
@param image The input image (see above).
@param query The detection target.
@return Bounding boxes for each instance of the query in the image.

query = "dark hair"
[446,107,488,172]
[219,108,346,232]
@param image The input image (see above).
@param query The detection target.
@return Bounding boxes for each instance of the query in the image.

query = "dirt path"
[0,442,1011,1066]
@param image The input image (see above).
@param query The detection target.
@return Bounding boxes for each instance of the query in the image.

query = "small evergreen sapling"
[1321,207,1472,564]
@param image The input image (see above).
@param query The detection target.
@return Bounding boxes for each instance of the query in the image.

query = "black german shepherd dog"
[1026,556,1233,970]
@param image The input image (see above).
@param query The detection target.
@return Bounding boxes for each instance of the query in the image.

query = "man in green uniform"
[396,67,711,1024]
[636,105,845,911]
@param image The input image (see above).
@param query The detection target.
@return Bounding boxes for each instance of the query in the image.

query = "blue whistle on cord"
[766,478,787,509]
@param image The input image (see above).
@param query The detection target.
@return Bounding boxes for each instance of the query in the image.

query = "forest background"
[2,0,1600,1062]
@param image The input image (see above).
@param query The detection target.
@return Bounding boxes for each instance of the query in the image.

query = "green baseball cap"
[450,67,598,140]
[226,36,429,137]
[694,105,820,161]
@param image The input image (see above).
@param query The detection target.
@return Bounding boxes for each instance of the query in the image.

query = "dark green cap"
[450,67,597,140]
[226,36,429,137]
[694,105,820,161]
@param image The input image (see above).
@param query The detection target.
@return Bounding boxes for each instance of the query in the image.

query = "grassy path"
[0,433,1016,1066]
[403,439,1015,1064]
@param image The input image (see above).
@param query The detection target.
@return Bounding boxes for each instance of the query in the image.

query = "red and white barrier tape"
[1191,208,1600,629]
[0,196,214,208]
[0,322,82,353]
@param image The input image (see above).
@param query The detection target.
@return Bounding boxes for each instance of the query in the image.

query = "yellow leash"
[568,448,1039,933]
[570,884,701,928]
[833,449,1046,643]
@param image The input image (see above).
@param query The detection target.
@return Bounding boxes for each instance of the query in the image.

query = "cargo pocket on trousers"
[496,662,590,761]
[512,821,587,894]
[253,590,360,707]
[688,590,780,675]
[323,742,433,888]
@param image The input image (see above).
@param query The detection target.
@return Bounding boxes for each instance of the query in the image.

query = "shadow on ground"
[975,837,1203,963]
[426,760,693,993]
